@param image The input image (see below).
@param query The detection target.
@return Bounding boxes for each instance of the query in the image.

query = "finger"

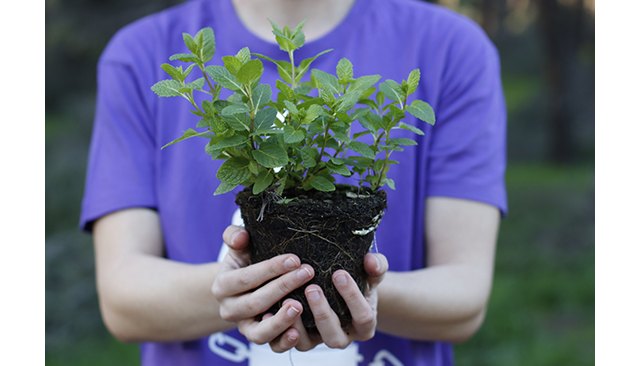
[222,225,249,250]
[221,226,251,268]
[238,300,303,345]
[364,253,388,289]
[221,264,314,320]
[269,327,300,353]
[213,254,301,300]
[305,285,350,349]
[291,314,320,352]
[332,270,376,339]
[269,300,301,353]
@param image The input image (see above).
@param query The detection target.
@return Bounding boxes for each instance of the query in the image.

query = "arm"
[93,208,231,342]
[376,197,500,343]
[93,208,313,343]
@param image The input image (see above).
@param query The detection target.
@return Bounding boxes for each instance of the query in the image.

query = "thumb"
[364,253,388,289]
[222,225,251,268]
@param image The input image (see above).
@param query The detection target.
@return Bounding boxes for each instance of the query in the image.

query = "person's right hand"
[211,225,315,349]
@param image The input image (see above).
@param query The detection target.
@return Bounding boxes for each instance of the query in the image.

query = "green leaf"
[397,122,425,136]
[237,59,264,85]
[236,47,251,64]
[169,53,199,63]
[221,103,250,116]
[311,69,341,95]
[214,181,238,196]
[252,84,272,111]
[275,175,287,196]
[161,128,210,149]
[161,64,183,81]
[222,56,242,74]
[335,90,360,113]
[296,49,333,83]
[254,107,278,133]
[276,80,295,100]
[222,113,251,131]
[283,125,305,144]
[275,60,294,84]
[253,53,293,83]
[407,69,420,95]
[248,161,259,175]
[303,104,325,124]
[346,156,374,171]
[336,58,353,84]
[379,80,405,105]
[283,100,299,116]
[184,78,205,91]
[196,27,216,63]
[350,75,381,93]
[376,91,385,107]
[205,142,224,159]
[358,111,383,133]
[309,175,336,192]
[291,21,306,48]
[217,158,251,185]
[205,65,243,91]
[252,170,274,194]
[252,140,288,168]
[151,79,183,97]
[389,137,417,146]
[385,177,396,190]
[269,21,297,52]
[209,134,248,149]
[299,147,318,168]
[182,33,198,54]
[406,100,436,125]
[353,130,371,139]
[327,162,352,177]
[349,141,376,159]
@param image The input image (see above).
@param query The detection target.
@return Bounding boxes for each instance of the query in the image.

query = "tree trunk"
[538,0,585,163]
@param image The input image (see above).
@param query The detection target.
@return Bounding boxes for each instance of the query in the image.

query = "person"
[80,0,507,365]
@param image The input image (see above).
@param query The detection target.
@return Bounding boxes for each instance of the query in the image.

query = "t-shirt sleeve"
[425,23,508,215]
[79,50,158,232]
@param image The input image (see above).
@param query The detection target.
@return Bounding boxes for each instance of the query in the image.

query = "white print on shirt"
[212,209,405,366]
[208,332,404,366]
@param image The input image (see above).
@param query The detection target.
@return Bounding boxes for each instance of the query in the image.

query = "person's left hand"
[266,252,389,353]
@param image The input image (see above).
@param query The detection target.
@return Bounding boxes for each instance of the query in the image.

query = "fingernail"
[287,333,298,342]
[284,257,298,270]
[297,267,312,280]
[335,273,348,286]
[287,306,300,318]
[307,289,321,302]
[375,256,382,272]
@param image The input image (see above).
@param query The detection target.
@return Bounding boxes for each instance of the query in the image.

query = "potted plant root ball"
[151,23,435,331]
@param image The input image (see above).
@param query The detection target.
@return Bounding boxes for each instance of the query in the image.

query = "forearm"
[98,255,233,343]
[376,265,490,343]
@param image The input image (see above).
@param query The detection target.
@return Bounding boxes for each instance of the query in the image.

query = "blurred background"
[45,0,594,364]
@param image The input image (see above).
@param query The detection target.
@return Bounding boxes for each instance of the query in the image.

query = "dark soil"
[236,185,387,333]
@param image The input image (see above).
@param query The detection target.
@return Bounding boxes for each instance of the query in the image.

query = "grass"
[46,336,139,366]
[455,163,594,366]
[45,162,594,365]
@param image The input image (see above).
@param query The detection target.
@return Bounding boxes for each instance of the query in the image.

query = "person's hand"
[267,252,389,352]
[211,225,315,346]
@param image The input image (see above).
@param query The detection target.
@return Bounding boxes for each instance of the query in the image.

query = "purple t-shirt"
[80,0,507,364]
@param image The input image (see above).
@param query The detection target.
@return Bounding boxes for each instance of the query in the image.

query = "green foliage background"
[46,0,594,365]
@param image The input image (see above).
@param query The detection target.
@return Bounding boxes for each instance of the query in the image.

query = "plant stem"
[245,85,258,150]
[289,50,297,89]
[185,93,204,115]
[199,64,217,100]
[374,129,393,190]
